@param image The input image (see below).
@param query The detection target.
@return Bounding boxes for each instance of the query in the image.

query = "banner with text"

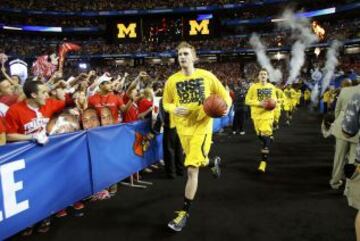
[0,115,230,239]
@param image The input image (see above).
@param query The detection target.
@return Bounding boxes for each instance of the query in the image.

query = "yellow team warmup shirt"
[284,87,297,107]
[163,68,232,136]
[245,82,277,120]
[275,87,285,109]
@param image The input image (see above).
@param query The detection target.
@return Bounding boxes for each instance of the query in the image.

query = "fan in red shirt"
[138,88,154,120]
[5,80,65,142]
[4,79,65,235]
[88,77,132,123]
[122,71,153,123]
[0,78,22,106]
[122,87,139,123]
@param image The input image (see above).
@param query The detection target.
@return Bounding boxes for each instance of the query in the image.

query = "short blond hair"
[142,87,153,99]
[176,41,197,60]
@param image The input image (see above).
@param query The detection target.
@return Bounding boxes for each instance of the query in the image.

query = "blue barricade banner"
[213,111,233,132]
[0,117,227,239]
[88,121,160,192]
[0,132,92,240]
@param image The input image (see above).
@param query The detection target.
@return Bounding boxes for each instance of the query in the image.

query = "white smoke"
[287,41,305,84]
[277,9,318,85]
[321,40,342,95]
[278,9,318,46]
[311,83,319,105]
[249,33,283,83]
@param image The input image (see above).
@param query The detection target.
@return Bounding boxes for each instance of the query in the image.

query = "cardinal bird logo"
[133,132,151,157]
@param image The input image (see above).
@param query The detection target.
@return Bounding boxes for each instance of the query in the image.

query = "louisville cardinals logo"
[133,132,151,157]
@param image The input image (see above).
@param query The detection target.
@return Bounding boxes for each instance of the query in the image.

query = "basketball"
[203,95,227,118]
[263,98,276,110]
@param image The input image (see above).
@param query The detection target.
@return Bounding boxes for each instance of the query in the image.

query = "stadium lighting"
[79,63,88,69]
[314,47,321,57]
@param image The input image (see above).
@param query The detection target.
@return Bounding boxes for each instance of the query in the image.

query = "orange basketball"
[203,95,227,118]
[263,98,276,110]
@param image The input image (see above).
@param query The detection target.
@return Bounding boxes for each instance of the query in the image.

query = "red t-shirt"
[65,93,75,107]
[5,99,65,134]
[88,93,124,123]
[0,95,19,107]
[123,94,139,123]
[138,98,153,114]
[0,117,6,133]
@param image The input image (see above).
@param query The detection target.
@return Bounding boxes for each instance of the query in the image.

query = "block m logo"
[117,23,137,38]
[189,20,210,36]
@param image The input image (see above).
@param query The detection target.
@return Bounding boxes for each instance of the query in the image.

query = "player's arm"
[162,79,177,114]
[212,76,232,108]
[272,86,278,103]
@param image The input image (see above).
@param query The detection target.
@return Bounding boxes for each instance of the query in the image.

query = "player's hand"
[174,106,189,116]
[259,100,266,108]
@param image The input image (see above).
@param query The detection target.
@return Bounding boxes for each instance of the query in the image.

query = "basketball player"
[163,41,232,232]
[283,84,296,125]
[245,68,277,173]
[273,83,285,130]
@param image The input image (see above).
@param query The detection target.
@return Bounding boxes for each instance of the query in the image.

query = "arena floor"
[9,107,356,241]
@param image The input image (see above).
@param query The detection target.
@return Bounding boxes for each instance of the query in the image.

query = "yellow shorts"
[283,103,293,111]
[252,118,274,136]
[178,133,212,167]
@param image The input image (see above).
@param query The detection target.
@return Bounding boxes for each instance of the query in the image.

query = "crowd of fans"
[0,1,356,29]
[2,0,354,12]
[1,16,359,58]
[1,0,286,11]
[0,15,105,27]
